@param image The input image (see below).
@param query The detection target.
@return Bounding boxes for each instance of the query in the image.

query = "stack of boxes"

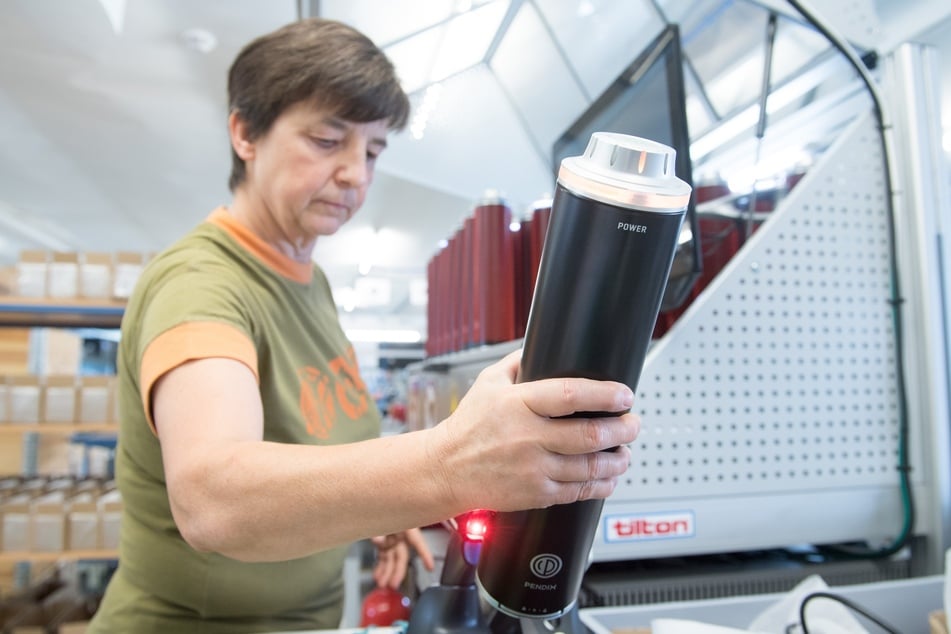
[12,249,149,301]
[0,476,122,554]
[0,249,130,571]
[0,375,118,427]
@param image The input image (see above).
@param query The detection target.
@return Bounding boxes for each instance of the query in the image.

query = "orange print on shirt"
[299,367,334,438]
[298,347,370,439]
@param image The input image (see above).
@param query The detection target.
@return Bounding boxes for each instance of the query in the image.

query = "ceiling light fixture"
[179,27,218,54]
[334,286,357,313]
[97,0,126,34]
[410,83,444,140]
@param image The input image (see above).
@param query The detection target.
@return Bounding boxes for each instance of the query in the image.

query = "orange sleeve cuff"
[140,321,259,433]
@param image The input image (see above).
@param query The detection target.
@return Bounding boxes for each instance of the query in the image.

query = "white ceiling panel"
[319,0,480,47]
[380,1,509,94]
[378,63,554,214]
[677,1,773,117]
[489,2,589,160]
[535,0,666,100]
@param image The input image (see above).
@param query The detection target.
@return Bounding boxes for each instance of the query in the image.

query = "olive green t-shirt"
[89,208,381,633]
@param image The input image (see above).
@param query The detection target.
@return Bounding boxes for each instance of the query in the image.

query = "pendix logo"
[529,554,563,579]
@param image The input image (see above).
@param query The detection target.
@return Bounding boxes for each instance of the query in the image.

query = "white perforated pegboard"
[595,111,913,560]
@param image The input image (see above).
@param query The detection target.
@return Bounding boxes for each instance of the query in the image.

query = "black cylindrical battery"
[476,133,692,620]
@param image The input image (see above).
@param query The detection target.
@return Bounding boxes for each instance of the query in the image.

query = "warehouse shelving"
[0,424,118,435]
[0,293,123,589]
[0,297,125,329]
[0,550,118,564]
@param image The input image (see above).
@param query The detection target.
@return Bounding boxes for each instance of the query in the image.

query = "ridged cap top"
[558,132,692,212]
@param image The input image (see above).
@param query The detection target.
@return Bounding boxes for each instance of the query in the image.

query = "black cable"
[785,0,915,560]
[787,591,902,634]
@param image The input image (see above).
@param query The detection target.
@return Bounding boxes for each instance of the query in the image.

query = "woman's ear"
[228,111,255,161]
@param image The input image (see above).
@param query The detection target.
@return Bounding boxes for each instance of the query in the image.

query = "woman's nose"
[336,144,370,188]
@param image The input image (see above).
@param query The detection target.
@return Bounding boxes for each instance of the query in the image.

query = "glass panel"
[683,59,716,139]
[383,0,510,94]
[534,0,665,99]
[383,28,445,95]
[320,0,503,47]
[381,65,554,210]
[680,2,771,117]
[769,16,832,87]
[489,2,589,156]
[664,1,832,122]
[319,0,457,46]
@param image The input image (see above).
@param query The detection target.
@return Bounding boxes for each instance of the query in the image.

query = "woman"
[89,17,639,633]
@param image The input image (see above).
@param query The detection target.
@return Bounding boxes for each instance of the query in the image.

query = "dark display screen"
[552,25,700,311]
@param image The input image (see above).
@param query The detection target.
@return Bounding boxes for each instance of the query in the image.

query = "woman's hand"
[428,350,640,514]
[371,528,435,589]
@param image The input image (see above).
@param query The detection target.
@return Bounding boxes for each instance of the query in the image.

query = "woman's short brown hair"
[226,18,410,191]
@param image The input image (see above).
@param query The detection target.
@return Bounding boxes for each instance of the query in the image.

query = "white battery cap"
[584,132,675,179]
[558,132,691,212]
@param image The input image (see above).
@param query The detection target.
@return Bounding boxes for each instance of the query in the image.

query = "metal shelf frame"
[0,297,125,329]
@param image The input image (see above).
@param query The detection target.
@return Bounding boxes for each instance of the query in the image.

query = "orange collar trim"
[207,207,313,284]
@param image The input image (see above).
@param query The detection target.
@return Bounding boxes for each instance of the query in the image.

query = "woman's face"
[237,101,390,245]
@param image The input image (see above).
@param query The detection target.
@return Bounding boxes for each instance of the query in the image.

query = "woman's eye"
[312,136,339,148]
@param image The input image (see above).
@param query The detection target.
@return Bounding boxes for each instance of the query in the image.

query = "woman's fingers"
[371,529,435,589]
[373,539,409,589]
[519,376,634,419]
[404,527,435,572]
[435,353,643,513]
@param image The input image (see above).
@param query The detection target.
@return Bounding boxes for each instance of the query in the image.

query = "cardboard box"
[79,252,112,300]
[42,376,77,423]
[87,440,116,479]
[112,252,145,299]
[30,491,65,552]
[0,265,15,295]
[16,250,48,298]
[8,376,41,423]
[0,328,31,375]
[77,376,112,423]
[66,492,99,550]
[47,252,79,299]
[30,329,82,376]
[97,489,122,550]
[1,493,31,551]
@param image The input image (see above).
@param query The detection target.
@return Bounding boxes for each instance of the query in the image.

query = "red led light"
[463,511,490,542]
